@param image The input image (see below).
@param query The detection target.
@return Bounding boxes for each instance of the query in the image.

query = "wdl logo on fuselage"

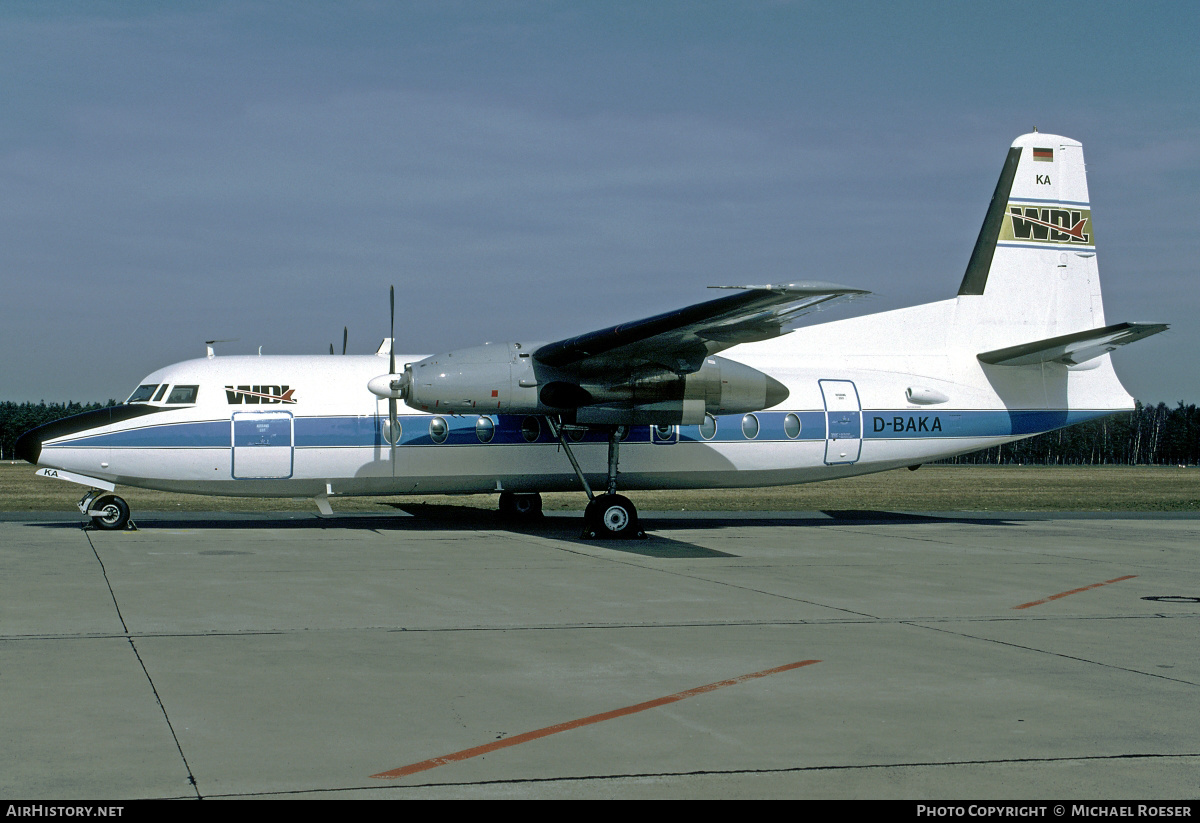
[1003,203,1092,245]
[225,385,296,404]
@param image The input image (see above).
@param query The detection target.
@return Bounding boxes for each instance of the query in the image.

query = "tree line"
[940,401,1200,466]
[1,398,1198,466]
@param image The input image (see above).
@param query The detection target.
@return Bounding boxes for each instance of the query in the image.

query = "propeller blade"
[388,396,398,475]
[389,286,396,376]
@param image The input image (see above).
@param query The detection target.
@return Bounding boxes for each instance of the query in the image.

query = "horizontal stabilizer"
[977,322,1168,367]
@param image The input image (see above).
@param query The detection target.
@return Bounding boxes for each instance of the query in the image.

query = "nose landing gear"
[79,491,135,531]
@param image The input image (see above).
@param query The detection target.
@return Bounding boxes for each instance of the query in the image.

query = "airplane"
[15,132,1167,537]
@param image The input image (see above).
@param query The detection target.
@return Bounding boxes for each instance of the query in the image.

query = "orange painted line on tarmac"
[371,659,821,780]
[1013,575,1137,610]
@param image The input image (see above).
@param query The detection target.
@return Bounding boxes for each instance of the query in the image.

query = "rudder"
[957,133,1103,344]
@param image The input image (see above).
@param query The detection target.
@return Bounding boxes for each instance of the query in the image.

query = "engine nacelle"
[403,343,788,425]
[571,357,788,425]
[404,342,541,413]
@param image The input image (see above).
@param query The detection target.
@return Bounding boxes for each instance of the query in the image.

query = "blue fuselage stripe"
[44,408,1119,450]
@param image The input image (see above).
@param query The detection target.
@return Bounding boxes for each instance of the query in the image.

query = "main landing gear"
[547,419,646,540]
[581,493,642,540]
[78,490,135,531]
[498,490,543,518]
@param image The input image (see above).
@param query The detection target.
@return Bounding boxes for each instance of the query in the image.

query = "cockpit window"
[152,384,169,402]
[166,385,199,404]
[127,384,159,403]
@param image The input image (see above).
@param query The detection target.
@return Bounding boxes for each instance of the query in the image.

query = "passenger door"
[231,411,294,479]
[819,380,862,465]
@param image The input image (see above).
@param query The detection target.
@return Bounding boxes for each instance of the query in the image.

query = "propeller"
[387,289,398,469]
[329,327,348,355]
[367,286,410,473]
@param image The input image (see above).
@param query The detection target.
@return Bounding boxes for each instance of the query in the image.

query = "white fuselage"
[31,295,1134,500]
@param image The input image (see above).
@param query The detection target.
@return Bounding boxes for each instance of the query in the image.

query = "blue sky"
[2,1,1196,404]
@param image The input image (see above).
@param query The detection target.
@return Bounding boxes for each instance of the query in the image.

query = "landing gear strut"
[548,419,646,540]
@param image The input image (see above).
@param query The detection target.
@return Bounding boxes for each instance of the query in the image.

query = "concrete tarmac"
[1,508,1198,799]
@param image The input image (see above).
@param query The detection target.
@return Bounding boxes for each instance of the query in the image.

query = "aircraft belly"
[88,436,965,496]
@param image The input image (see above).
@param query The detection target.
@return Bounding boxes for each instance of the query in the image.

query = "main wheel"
[582,493,644,539]
[90,495,130,531]
[499,491,543,518]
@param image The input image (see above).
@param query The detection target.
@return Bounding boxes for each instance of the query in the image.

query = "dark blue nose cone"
[13,405,165,465]
[14,426,42,464]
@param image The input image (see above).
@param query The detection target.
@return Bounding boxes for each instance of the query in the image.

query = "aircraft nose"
[13,404,164,466]
[14,427,42,464]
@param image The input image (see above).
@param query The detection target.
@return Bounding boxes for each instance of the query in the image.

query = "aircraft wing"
[533,282,868,376]
[977,322,1169,367]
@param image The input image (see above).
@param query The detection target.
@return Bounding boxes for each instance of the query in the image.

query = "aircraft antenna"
[205,338,238,358]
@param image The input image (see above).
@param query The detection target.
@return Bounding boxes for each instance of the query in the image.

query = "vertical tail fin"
[957,133,1103,342]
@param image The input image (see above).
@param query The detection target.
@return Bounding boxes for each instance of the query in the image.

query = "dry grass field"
[3,462,1197,514]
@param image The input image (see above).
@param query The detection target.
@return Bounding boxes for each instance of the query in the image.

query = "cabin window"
[567,426,586,442]
[127,384,159,403]
[166,385,199,404]
[741,413,760,439]
[521,416,541,443]
[784,413,802,439]
[699,414,717,441]
[152,385,169,402]
[475,416,495,443]
[429,416,449,444]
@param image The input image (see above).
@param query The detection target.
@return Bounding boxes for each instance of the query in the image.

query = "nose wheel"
[87,494,132,531]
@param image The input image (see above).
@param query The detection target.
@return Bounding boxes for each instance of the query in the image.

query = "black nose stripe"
[14,405,167,464]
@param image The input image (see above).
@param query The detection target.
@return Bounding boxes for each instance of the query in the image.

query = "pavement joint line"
[513,537,891,618]
[3,611,1195,643]
[199,751,1200,799]
[86,533,203,799]
[909,622,1200,687]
